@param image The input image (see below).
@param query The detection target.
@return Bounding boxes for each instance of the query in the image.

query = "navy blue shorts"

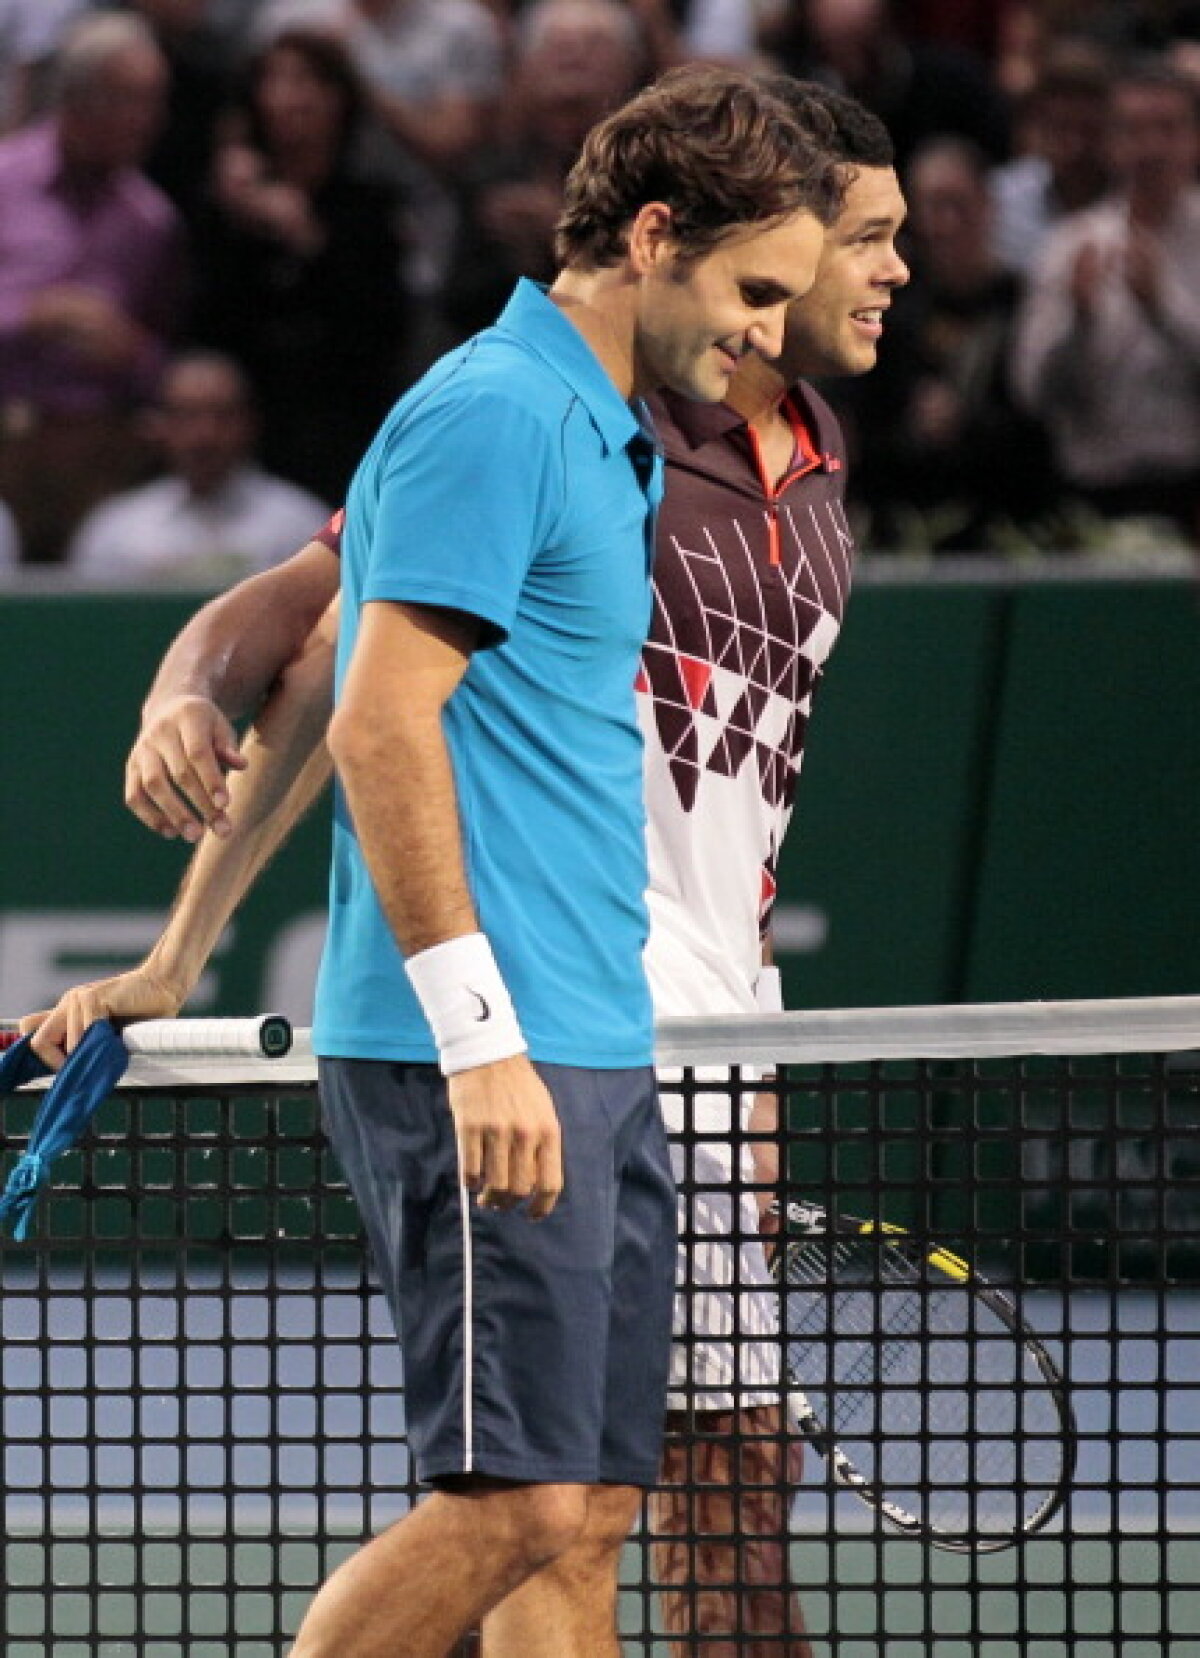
[318,1058,677,1488]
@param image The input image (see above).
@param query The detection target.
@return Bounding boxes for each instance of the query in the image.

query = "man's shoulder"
[398,330,583,440]
[356,336,577,519]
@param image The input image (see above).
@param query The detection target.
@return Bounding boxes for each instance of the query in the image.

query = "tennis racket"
[774,1198,1075,1551]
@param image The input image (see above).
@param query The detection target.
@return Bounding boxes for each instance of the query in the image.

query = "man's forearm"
[330,696,476,957]
[328,601,480,958]
[22,635,335,1064]
[141,541,339,725]
[128,544,341,840]
[144,633,334,999]
[750,932,783,1209]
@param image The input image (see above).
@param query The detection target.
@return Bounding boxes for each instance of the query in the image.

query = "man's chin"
[672,368,732,404]
[832,344,878,378]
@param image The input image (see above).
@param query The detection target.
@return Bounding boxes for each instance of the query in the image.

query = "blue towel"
[0,1023,129,1240]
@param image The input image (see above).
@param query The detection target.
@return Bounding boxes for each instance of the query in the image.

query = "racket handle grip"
[120,1016,293,1059]
[1,1017,292,1059]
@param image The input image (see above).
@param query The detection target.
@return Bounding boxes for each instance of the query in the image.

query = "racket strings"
[783,1235,1068,1540]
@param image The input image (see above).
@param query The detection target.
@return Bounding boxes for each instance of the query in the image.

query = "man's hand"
[448,1054,564,1219]
[1069,239,1108,321]
[19,965,187,1071]
[125,694,247,841]
[749,1081,783,1268]
[25,283,143,371]
[1124,224,1164,318]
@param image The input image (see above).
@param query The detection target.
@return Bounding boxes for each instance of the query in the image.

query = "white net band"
[67,995,1200,1090]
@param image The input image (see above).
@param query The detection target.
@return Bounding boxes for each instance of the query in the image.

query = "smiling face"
[632,208,828,402]
[773,163,908,383]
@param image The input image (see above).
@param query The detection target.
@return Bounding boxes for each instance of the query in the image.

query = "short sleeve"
[317,508,344,554]
[362,378,564,645]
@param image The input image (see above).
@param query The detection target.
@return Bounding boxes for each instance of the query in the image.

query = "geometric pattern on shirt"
[636,497,852,818]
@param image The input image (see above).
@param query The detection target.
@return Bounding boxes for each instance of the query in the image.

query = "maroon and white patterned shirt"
[639,383,855,1016]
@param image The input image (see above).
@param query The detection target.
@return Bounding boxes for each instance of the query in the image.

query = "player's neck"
[548,268,640,401]
[724,351,792,438]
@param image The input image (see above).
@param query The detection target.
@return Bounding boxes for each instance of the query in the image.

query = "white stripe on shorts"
[459,1180,474,1471]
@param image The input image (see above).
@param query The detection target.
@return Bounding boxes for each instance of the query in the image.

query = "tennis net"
[1,996,1197,1656]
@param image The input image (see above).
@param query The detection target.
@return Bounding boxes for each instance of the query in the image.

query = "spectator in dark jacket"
[191,26,407,504]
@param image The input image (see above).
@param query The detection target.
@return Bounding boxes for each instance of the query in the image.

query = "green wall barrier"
[1,576,1196,1025]
[775,582,1006,1011]
[0,592,330,1022]
[962,582,1200,1002]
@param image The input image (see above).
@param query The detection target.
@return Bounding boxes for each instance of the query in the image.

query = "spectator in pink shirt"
[0,10,188,562]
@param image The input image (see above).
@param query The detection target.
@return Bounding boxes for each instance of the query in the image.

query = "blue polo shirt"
[313,281,662,1067]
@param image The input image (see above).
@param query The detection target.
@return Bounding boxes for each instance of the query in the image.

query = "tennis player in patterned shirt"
[27,84,907,1657]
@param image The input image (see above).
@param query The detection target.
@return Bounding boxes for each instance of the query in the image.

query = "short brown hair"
[555,64,844,269]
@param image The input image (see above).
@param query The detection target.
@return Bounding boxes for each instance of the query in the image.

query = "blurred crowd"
[1,0,1198,578]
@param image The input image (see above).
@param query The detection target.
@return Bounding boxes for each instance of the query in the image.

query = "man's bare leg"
[479,1483,642,1658]
[652,1405,813,1658]
[288,1480,588,1658]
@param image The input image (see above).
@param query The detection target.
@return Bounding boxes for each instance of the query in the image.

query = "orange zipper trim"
[745,395,821,566]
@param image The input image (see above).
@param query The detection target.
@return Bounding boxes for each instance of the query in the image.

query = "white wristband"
[754,965,784,1013]
[404,932,527,1076]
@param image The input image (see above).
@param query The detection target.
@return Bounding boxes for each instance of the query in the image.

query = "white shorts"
[659,1067,781,1413]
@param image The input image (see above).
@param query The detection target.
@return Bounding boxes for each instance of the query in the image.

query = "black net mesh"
[1,1046,1196,1655]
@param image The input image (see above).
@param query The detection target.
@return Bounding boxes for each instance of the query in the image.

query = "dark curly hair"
[555,64,845,269]
[764,76,895,170]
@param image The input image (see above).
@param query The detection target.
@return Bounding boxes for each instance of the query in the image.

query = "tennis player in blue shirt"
[25,65,841,1658]
[289,70,834,1658]
[304,64,840,1658]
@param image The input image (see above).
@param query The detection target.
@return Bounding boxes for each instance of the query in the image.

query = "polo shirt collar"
[495,279,642,458]
[655,380,840,470]
[657,392,747,450]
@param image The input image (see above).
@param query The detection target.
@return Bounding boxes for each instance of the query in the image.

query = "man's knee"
[583,1483,644,1553]
[522,1483,642,1610]
[518,1484,594,1566]
[455,1480,592,1574]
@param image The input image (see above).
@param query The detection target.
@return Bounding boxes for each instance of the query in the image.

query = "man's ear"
[626,201,677,275]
